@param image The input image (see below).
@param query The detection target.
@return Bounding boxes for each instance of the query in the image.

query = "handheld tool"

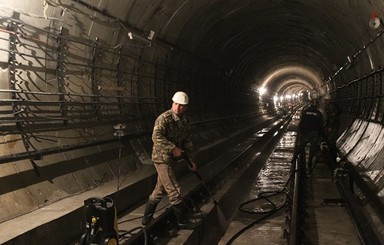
[182,153,228,231]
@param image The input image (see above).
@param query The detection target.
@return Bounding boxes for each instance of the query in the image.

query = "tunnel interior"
[0,0,384,241]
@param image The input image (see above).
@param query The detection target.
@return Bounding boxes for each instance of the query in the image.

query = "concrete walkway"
[304,158,361,245]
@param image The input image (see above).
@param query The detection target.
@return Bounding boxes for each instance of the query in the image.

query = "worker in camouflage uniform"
[142,91,197,229]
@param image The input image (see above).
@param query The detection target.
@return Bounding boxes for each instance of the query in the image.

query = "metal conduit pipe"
[0,23,165,69]
[0,113,263,165]
[0,30,162,70]
[333,71,383,162]
[328,29,384,81]
[0,131,150,165]
[0,46,124,72]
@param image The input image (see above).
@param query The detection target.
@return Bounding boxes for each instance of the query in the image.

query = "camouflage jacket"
[151,109,194,164]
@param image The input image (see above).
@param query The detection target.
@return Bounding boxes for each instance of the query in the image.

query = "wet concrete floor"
[219,129,361,245]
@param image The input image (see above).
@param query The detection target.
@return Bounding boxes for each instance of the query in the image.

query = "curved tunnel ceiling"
[0,0,380,112]
[130,0,382,98]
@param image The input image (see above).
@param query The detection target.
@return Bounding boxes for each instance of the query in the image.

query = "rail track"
[75,113,382,245]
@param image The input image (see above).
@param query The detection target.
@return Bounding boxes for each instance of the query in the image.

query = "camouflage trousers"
[149,162,183,205]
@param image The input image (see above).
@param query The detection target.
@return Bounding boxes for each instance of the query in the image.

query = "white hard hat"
[172,91,189,105]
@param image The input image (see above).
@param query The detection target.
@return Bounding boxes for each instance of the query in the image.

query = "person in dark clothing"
[324,94,341,164]
[292,101,324,171]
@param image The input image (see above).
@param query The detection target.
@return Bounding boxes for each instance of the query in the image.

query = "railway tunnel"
[0,0,383,244]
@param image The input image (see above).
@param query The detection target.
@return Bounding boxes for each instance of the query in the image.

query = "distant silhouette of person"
[292,101,324,171]
[323,94,341,165]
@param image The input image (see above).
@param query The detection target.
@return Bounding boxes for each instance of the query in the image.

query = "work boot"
[142,199,158,226]
[172,202,197,229]
[189,209,204,220]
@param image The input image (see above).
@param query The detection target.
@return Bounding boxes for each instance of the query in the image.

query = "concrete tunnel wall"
[0,0,383,224]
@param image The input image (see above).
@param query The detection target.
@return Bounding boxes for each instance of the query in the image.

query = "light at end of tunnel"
[258,86,267,96]
[273,95,279,102]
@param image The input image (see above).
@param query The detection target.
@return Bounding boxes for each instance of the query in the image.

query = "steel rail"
[288,158,301,244]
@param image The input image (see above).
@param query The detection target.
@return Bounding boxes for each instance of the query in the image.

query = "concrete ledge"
[0,166,156,245]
